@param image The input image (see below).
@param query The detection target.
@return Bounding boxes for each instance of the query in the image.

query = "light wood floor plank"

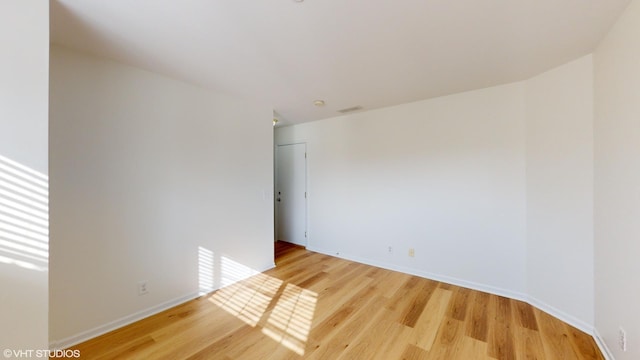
[425,317,466,359]
[466,291,490,342]
[408,287,453,351]
[305,296,387,360]
[336,307,411,360]
[447,286,472,322]
[71,241,604,359]
[513,326,547,360]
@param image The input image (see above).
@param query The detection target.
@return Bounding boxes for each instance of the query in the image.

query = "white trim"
[594,328,615,360]
[50,262,276,350]
[307,245,604,341]
[48,291,200,350]
[526,296,593,334]
[307,245,528,301]
[51,253,606,356]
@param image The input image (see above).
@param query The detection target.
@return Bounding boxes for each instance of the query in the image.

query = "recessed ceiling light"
[313,100,325,107]
[293,0,304,2]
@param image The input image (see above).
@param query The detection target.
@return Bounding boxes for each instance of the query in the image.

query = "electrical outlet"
[138,281,148,296]
[388,246,393,254]
[619,327,627,352]
[408,248,415,257]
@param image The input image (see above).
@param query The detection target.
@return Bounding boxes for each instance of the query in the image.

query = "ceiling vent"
[337,106,363,114]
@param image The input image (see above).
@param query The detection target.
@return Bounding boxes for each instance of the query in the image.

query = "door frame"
[274,142,308,247]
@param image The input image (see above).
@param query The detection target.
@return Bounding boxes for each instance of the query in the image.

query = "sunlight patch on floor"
[205,256,318,356]
[210,272,283,327]
[262,283,317,355]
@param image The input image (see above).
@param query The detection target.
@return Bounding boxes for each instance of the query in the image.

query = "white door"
[276,143,307,246]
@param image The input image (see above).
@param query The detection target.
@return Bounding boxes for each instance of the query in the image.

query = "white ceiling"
[51,0,630,126]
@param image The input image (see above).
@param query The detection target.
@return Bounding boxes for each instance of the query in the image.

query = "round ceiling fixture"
[313,100,325,107]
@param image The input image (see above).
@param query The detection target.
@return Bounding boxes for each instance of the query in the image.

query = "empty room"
[1,0,639,359]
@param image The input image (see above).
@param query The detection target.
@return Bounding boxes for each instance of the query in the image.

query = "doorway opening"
[274,143,307,248]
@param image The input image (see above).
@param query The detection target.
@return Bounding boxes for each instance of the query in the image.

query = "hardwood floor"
[72,241,603,359]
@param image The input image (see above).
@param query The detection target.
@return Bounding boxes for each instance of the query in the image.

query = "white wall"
[594,0,640,358]
[0,0,49,350]
[276,61,599,335]
[276,83,528,297]
[525,55,594,331]
[49,46,274,346]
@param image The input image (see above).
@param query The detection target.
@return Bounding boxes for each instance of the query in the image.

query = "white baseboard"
[594,328,615,360]
[49,262,276,350]
[307,246,603,340]
[51,253,605,357]
[526,296,593,334]
[49,291,200,350]
[307,245,528,302]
